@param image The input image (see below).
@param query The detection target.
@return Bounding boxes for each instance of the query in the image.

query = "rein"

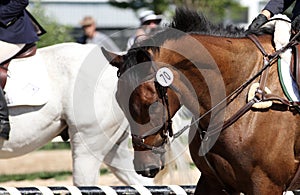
[174,31,300,141]
[132,32,300,153]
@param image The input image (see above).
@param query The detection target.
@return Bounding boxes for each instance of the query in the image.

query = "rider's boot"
[0,87,10,140]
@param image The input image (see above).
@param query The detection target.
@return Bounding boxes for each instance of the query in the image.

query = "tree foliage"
[108,0,169,14]
[29,2,74,48]
[108,0,245,24]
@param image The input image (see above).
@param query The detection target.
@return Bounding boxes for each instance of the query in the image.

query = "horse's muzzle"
[133,150,165,178]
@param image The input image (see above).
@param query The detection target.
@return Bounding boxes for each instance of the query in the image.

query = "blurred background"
[28,0,295,51]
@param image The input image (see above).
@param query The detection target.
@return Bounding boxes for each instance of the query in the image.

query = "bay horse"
[102,8,300,194]
[0,42,153,186]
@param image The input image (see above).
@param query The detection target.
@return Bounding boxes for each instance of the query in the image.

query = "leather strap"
[202,99,257,139]
[247,34,300,107]
[247,34,269,57]
[247,34,300,192]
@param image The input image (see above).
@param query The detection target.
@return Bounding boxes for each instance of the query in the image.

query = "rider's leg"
[0,41,24,140]
[0,41,25,64]
[0,87,10,140]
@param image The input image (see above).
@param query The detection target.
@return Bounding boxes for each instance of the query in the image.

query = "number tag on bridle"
[156,67,174,87]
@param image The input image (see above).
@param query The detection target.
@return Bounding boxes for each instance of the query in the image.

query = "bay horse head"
[102,9,236,177]
[102,8,300,194]
[102,46,182,177]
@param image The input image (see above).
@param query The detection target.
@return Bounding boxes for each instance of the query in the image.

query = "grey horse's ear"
[101,47,124,69]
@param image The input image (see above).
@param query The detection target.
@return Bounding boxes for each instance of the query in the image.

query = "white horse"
[0,42,153,186]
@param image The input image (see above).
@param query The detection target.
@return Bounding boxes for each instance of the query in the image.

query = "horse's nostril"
[149,166,160,177]
[142,165,160,178]
[136,170,144,175]
[136,165,160,178]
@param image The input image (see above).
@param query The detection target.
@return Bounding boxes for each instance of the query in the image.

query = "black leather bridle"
[130,53,174,154]
[131,81,174,154]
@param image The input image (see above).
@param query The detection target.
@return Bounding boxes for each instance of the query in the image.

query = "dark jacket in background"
[264,0,300,19]
[0,0,46,44]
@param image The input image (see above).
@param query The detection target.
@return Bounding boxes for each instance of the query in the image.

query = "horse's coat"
[103,8,300,194]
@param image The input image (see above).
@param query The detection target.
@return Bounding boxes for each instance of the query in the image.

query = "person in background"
[248,0,300,33]
[77,16,120,52]
[0,0,46,140]
[127,10,163,50]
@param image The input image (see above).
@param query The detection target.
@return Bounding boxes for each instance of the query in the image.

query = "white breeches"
[0,41,25,64]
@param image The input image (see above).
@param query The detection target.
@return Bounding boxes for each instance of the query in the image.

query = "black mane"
[170,8,247,37]
[124,8,272,84]
[132,8,272,49]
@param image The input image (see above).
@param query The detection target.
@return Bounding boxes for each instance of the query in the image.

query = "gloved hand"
[248,14,268,31]
[292,15,300,33]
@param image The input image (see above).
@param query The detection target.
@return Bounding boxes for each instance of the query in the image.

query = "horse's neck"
[197,35,274,93]
[194,35,276,119]
[161,35,273,116]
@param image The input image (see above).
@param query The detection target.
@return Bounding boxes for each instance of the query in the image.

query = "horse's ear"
[101,47,124,69]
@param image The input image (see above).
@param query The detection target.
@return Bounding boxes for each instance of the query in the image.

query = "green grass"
[0,168,109,183]
[38,142,70,150]
[0,171,71,182]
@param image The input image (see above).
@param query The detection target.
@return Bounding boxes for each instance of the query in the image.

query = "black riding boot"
[0,87,10,140]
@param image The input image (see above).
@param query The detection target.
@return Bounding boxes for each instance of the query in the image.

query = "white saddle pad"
[4,52,50,107]
[267,14,300,102]
[278,57,300,102]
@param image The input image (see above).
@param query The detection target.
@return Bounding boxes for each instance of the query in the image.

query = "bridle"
[131,82,174,154]
[128,50,175,154]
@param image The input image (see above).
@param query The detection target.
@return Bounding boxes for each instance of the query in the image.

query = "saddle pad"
[4,52,49,107]
[278,58,300,102]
